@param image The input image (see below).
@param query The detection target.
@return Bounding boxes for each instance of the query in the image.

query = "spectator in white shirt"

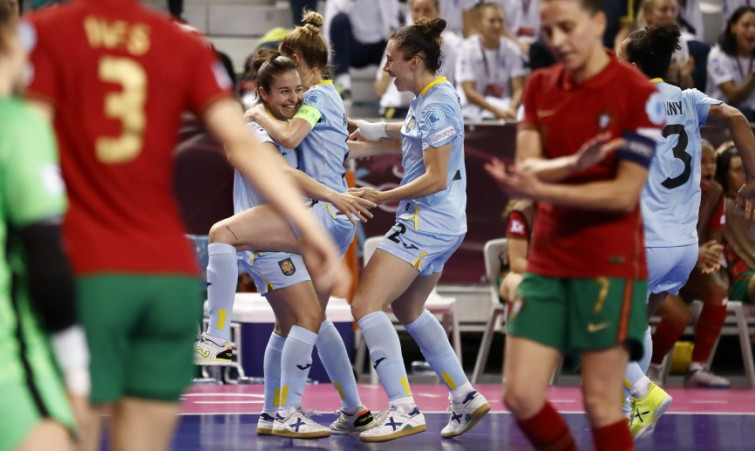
[455,2,526,121]
[707,6,755,119]
[376,0,462,119]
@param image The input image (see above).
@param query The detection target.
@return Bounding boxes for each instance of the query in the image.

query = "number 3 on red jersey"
[97,56,146,164]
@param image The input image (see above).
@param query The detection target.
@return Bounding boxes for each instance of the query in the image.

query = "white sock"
[316,319,362,411]
[280,326,318,409]
[358,311,413,402]
[205,243,238,341]
[263,333,286,412]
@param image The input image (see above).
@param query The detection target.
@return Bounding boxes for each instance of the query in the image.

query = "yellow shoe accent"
[630,382,672,440]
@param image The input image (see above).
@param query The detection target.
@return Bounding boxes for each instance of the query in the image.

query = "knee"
[581,390,618,424]
[503,381,543,419]
[351,300,372,323]
[208,221,233,245]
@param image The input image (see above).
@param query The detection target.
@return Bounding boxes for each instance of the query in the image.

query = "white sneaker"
[256,412,275,435]
[359,404,427,442]
[329,406,375,434]
[441,390,491,438]
[193,333,232,365]
[685,368,730,388]
[272,407,331,439]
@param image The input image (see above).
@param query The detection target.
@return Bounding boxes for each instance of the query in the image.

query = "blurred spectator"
[290,0,318,26]
[718,142,755,306]
[723,0,753,27]
[499,0,540,56]
[455,2,526,121]
[603,0,634,53]
[677,0,704,40]
[498,200,535,304]
[636,0,697,89]
[707,7,755,121]
[438,0,465,35]
[647,142,732,388]
[168,0,182,20]
[326,0,400,99]
[375,0,461,119]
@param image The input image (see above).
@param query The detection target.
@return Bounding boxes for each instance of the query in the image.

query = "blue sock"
[280,326,317,409]
[263,333,286,413]
[205,243,237,341]
[405,310,470,401]
[358,311,413,402]
[316,319,362,411]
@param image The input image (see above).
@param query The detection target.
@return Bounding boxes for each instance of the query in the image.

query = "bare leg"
[208,204,301,253]
[17,420,72,451]
[581,346,630,427]
[503,336,562,419]
[267,281,324,335]
[391,273,442,325]
[110,398,180,451]
[351,249,420,321]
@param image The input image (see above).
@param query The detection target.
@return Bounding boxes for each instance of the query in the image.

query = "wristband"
[356,120,387,141]
[51,325,91,396]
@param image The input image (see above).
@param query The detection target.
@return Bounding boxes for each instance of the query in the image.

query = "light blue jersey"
[233,121,298,214]
[396,77,467,236]
[641,81,721,247]
[293,81,349,193]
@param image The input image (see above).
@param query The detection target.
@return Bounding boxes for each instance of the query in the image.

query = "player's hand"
[242,104,265,121]
[572,132,625,172]
[735,179,755,220]
[349,187,381,205]
[483,158,540,199]
[300,228,342,291]
[67,392,93,445]
[327,192,376,224]
[495,107,517,121]
[698,240,724,273]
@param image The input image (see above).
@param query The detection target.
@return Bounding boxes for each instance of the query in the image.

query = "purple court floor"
[157,383,755,450]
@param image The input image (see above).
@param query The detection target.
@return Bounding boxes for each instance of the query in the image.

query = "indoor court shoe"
[359,404,427,442]
[256,412,275,435]
[684,368,730,388]
[272,407,331,439]
[329,406,376,434]
[630,382,673,439]
[441,390,491,438]
[193,333,233,365]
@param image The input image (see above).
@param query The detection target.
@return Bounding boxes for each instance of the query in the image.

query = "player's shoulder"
[526,64,562,89]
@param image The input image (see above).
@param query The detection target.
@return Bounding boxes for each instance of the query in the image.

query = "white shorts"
[646,244,698,295]
[237,251,310,296]
[309,201,356,257]
[376,219,464,276]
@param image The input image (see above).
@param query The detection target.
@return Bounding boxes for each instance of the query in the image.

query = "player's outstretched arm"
[205,98,341,287]
[709,102,755,218]
[346,139,402,158]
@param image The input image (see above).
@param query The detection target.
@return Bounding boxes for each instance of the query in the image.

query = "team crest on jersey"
[306,91,324,108]
[278,258,296,276]
[645,92,665,125]
[422,106,446,130]
[406,116,416,132]
[597,109,613,131]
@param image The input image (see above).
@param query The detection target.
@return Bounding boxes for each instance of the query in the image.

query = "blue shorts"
[237,251,310,296]
[646,244,698,295]
[376,220,464,276]
[310,201,356,257]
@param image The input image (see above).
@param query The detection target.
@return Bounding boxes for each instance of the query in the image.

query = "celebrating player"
[23,1,341,449]
[348,17,490,443]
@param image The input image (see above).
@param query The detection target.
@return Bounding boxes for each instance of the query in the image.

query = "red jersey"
[24,0,232,275]
[520,56,663,279]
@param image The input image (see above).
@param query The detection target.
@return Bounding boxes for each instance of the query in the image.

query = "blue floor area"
[166,412,755,450]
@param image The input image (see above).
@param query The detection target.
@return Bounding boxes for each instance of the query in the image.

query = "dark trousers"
[329,12,387,77]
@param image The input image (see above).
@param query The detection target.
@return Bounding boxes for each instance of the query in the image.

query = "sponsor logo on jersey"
[509,218,525,235]
[429,126,456,146]
[597,109,613,131]
[645,92,666,125]
[278,258,296,276]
